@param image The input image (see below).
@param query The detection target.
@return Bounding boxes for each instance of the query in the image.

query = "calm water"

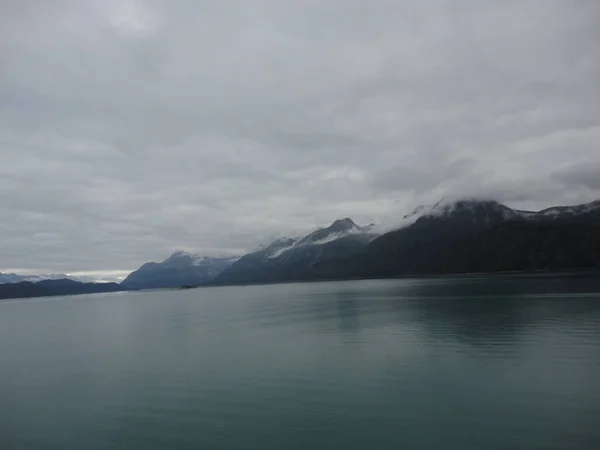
[1,275,600,449]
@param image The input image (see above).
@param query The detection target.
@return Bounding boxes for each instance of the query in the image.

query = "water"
[1,274,600,449]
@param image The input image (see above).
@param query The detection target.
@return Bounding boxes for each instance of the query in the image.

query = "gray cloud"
[554,161,600,191]
[1,0,600,275]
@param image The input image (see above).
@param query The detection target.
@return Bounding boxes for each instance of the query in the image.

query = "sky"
[1,0,600,278]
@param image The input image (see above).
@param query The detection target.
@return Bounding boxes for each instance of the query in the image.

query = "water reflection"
[371,273,600,351]
[335,294,360,334]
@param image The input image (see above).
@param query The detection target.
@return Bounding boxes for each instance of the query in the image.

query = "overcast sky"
[1,0,600,277]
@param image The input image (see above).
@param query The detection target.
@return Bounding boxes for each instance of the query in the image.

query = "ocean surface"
[1,274,600,449]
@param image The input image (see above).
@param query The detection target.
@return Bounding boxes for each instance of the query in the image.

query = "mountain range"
[0,272,99,284]
[306,199,600,281]
[119,198,600,289]
[0,279,125,300]
[3,198,599,299]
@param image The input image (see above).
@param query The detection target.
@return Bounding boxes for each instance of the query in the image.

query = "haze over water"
[1,274,600,449]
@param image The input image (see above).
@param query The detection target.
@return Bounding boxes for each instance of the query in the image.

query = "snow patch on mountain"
[308,228,366,246]
[267,242,300,259]
[266,220,377,259]
[164,251,240,266]
[538,200,600,217]
[254,236,299,254]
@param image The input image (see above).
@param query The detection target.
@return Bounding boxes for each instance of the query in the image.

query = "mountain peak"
[433,197,503,209]
[167,250,193,258]
[328,218,357,232]
[404,198,506,218]
[122,252,239,289]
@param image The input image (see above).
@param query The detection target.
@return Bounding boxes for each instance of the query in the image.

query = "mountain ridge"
[10,197,596,297]
[302,198,600,281]
[0,272,101,284]
[120,198,600,289]
[212,217,378,285]
[0,279,126,300]
[120,252,239,289]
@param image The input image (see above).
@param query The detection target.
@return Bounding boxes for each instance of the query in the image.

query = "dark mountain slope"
[214,219,377,285]
[307,199,600,280]
[0,279,125,300]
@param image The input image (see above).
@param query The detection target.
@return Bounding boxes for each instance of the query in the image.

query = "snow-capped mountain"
[253,237,300,258]
[0,273,34,284]
[339,198,600,279]
[121,251,239,289]
[216,198,600,284]
[395,198,600,230]
[260,219,376,259]
[214,218,378,284]
[0,272,98,284]
[161,250,239,267]
[295,218,373,245]
[7,198,599,292]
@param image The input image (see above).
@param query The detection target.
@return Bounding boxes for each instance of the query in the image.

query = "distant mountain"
[0,272,97,284]
[214,218,378,285]
[121,251,239,289]
[0,273,27,284]
[306,199,600,280]
[0,279,125,300]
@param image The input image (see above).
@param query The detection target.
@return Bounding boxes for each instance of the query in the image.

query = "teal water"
[1,275,600,449]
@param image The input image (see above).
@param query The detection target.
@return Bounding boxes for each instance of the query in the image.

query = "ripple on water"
[1,276,600,449]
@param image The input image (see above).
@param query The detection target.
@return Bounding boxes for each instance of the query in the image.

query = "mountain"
[536,200,600,220]
[0,272,97,284]
[121,251,239,289]
[306,199,600,280]
[7,199,598,294]
[214,218,378,285]
[0,279,125,300]
[0,273,27,284]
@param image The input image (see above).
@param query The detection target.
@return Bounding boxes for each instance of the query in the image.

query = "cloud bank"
[1,0,599,274]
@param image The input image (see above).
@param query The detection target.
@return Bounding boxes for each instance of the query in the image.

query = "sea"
[1,273,599,449]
